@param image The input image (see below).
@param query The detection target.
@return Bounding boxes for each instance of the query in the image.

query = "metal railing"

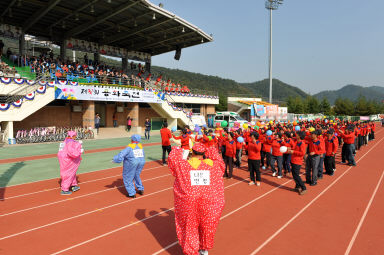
[0,74,50,104]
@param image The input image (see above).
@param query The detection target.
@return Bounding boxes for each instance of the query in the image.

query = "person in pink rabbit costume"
[58,131,83,195]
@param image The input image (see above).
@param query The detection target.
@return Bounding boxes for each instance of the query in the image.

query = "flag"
[250,104,255,116]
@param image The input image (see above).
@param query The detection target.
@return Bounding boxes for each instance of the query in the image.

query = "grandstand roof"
[238,100,277,106]
[0,0,213,56]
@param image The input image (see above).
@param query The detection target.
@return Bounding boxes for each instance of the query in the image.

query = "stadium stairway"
[0,83,55,122]
[149,97,193,128]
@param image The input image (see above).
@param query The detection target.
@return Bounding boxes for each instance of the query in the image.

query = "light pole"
[265,0,283,104]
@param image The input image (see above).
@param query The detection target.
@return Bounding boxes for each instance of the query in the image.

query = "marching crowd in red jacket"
[165,120,377,195]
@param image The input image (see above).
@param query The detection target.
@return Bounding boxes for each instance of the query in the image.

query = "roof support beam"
[49,0,99,29]
[1,0,17,17]
[65,0,140,38]
[102,18,173,45]
[137,31,196,50]
[86,10,152,38]
[23,0,62,32]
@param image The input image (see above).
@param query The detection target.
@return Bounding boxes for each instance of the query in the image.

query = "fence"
[287,114,380,122]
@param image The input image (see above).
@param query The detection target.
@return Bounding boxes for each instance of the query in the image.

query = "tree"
[305,96,320,114]
[320,98,331,115]
[295,97,305,114]
[355,95,369,116]
[334,98,354,115]
[216,93,227,111]
[287,97,296,113]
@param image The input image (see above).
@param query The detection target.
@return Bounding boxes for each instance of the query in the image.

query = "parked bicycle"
[15,126,94,144]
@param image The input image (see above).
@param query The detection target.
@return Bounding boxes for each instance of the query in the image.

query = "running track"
[0,127,383,254]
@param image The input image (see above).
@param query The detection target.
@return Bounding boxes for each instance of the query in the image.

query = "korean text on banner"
[54,85,163,103]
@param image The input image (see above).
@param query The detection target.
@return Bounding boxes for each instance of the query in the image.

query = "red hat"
[192,143,206,153]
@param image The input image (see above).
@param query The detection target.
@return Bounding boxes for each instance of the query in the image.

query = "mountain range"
[151,66,383,106]
[313,85,384,104]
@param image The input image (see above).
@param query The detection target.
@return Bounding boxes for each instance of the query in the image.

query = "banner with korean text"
[54,85,163,103]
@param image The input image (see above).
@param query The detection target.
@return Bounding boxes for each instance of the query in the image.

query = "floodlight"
[182,27,185,33]
[90,5,95,13]
[153,13,156,20]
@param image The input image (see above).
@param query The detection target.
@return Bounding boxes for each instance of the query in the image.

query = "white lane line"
[0,173,171,217]
[50,178,248,255]
[1,165,164,200]
[152,175,296,255]
[1,164,250,242]
[0,186,173,241]
[250,135,384,255]
[344,169,384,255]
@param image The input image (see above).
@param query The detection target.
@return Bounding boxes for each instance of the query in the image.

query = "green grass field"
[0,136,163,187]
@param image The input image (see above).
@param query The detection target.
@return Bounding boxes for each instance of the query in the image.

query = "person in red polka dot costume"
[168,143,225,255]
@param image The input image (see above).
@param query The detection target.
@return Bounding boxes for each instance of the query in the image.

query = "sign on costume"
[190,170,210,186]
[54,85,163,103]
[133,149,144,158]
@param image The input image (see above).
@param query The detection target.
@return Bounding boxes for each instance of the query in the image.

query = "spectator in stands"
[7,50,191,93]
[4,25,14,38]
[84,53,88,65]
[182,85,190,94]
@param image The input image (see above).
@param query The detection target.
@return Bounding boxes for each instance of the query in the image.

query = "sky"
[149,0,384,94]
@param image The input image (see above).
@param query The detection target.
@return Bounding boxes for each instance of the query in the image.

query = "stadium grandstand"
[0,0,219,143]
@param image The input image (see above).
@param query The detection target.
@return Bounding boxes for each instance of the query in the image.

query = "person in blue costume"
[112,134,145,198]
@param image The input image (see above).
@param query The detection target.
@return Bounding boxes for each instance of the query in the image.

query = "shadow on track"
[135,208,178,253]
[105,178,128,196]
[0,161,25,201]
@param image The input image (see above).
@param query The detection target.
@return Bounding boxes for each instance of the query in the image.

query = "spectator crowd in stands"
[0,45,191,93]
[0,59,20,78]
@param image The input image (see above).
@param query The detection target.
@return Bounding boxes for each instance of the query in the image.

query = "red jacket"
[308,139,324,155]
[173,134,190,150]
[259,133,266,144]
[291,141,307,165]
[325,137,338,156]
[160,128,172,146]
[319,136,326,154]
[248,140,261,160]
[282,138,295,152]
[341,132,355,144]
[224,140,237,158]
[262,136,273,152]
[236,138,243,150]
[271,140,283,157]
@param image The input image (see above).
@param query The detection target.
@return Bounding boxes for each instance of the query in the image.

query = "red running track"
[0,127,383,255]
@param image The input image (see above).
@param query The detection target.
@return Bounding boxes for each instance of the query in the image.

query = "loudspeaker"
[174,47,181,60]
